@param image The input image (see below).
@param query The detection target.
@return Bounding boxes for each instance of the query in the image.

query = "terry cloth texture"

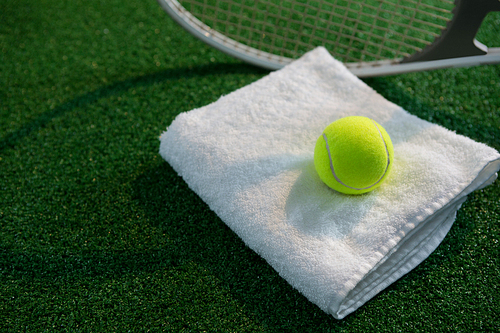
[159,47,500,319]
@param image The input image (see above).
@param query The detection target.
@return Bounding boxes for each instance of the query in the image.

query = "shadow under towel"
[159,47,500,319]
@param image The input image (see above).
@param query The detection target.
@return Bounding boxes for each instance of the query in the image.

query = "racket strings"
[179,0,454,62]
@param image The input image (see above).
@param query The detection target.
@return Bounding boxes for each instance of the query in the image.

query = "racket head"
[158,0,500,76]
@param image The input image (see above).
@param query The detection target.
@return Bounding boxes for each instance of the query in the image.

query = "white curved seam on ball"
[323,120,390,191]
[372,120,391,186]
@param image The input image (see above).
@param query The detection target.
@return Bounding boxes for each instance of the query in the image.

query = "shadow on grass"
[0,62,267,153]
[130,162,343,329]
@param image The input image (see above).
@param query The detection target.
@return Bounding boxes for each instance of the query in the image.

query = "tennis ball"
[314,116,394,195]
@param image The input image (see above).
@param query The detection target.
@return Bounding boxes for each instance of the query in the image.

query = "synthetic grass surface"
[1,0,499,331]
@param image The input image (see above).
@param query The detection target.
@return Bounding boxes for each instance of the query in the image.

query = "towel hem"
[330,157,500,319]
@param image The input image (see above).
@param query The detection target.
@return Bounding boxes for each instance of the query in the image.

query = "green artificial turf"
[1,0,499,331]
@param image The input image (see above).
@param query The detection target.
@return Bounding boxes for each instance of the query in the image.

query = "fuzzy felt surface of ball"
[314,116,394,195]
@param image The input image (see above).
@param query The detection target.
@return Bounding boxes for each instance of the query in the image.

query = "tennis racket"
[157,0,500,77]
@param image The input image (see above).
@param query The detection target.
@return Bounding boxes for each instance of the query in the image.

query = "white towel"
[159,47,500,319]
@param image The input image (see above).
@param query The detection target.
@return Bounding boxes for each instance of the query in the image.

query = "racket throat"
[402,0,500,63]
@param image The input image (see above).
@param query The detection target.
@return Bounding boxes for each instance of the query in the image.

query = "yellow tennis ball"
[314,116,394,195]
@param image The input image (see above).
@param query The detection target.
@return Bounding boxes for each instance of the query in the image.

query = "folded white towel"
[159,47,500,319]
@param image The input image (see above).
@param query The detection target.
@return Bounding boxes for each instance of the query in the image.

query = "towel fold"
[159,47,500,319]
